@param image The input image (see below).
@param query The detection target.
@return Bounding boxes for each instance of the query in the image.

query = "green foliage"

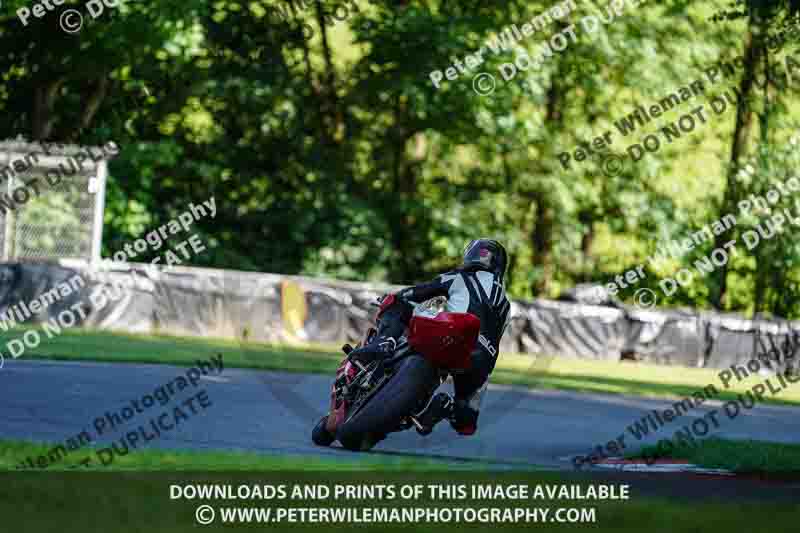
[0,0,799,315]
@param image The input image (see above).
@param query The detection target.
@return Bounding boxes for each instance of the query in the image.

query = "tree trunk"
[710,13,763,309]
[529,45,568,295]
[753,257,766,315]
[65,76,109,141]
[578,210,596,282]
[314,0,340,142]
[31,78,65,140]
[531,202,555,295]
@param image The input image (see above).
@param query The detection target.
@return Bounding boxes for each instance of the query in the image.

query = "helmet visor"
[463,241,494,269]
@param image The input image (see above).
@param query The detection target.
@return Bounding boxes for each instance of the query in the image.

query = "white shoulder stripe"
[446,274,470,313]
[475,271,495,301]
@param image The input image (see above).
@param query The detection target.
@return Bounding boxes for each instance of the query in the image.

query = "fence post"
[90,160,108,267]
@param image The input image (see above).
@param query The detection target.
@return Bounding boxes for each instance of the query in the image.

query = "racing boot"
[413,392,454,436]
[450,398,479,436]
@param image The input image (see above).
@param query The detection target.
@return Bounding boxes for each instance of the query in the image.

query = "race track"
[3,359,800,469]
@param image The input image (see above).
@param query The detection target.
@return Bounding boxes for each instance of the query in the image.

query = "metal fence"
[0,139,113,265]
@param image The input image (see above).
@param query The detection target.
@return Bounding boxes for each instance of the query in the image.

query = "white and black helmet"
[462,239,508,283]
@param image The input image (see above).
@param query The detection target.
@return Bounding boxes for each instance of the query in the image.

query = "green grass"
[1,449,799,532]
[4,326,800,407]
[3,335,798,531]
[496,355,800,406]
[0,439,501,472]
[1,326,344,374]
[629,437,800,475]
[2,436,799,532]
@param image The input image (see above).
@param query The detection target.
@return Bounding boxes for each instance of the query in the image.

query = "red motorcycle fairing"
[324,307,478,437]
[325,323,396,435]
[408,311,480,370]
[327,357,360,433]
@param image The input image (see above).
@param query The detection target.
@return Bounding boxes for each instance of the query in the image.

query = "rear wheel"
[336,355,438,451]
[312,416,335,447]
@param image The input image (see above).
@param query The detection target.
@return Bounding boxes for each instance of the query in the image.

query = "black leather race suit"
[396,267,511,434]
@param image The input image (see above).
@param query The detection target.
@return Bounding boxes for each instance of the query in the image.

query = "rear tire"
[312,416,335,447]
[337,355,438,451]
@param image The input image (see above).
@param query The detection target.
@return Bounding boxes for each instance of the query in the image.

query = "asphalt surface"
[3,359,800,471]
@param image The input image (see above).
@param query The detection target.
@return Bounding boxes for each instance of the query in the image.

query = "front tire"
[336,355,438,451]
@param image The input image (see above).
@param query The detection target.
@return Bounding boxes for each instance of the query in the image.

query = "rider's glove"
[349,335,397,362]
[395,288,414,304]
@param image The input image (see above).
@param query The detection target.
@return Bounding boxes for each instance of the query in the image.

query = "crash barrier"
[0,260,797,373]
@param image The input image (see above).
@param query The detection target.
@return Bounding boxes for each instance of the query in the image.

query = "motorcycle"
[311,293,480,451]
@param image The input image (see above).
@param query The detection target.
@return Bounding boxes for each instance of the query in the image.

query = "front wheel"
[336,355,439,451]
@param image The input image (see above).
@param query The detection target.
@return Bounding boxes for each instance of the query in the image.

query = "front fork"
[324,328,382,435]
[323,299,417,436]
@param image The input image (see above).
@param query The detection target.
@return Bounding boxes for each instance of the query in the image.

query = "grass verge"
[0,439,502,471]
[3,326,800,406]
[1,452,798,532]
[628,437,800,476]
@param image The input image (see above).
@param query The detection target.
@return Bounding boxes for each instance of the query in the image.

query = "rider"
[352,238,511,436]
